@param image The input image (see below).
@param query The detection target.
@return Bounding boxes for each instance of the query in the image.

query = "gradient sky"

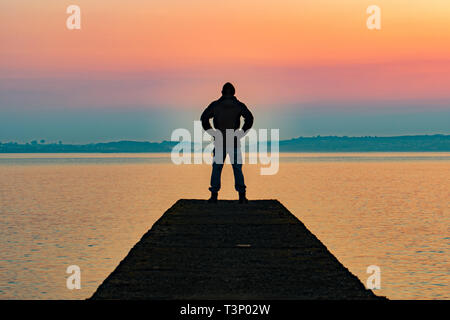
[1,0,449,143]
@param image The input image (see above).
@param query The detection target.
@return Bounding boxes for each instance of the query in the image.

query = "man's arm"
[241,103,254,132]
[200,103,214,131]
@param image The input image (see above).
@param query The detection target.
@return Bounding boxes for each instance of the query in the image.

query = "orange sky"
[1,0,449,141]
[1,1,450,107]
[2,0,450,71]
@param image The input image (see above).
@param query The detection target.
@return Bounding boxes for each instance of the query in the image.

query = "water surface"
[0,153,448,299]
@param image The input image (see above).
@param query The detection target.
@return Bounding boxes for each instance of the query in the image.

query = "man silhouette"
[201,82,254,203]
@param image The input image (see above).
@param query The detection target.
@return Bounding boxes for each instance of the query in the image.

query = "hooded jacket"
[200,95,254,134]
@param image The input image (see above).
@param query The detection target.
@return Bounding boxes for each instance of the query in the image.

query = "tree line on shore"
[0,135,449,153]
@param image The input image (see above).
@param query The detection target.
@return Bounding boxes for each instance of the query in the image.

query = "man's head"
[222,82,235,96]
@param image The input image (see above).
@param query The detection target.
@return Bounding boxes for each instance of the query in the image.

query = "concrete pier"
[91,200,384,300]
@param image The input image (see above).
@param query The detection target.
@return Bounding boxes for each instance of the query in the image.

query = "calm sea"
[0,153,448,299]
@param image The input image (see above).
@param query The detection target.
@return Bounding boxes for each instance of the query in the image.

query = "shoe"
[238,192,248,204]
[208,192,218,203]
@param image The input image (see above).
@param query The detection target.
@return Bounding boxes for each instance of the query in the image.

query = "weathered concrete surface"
[91,200,384,300]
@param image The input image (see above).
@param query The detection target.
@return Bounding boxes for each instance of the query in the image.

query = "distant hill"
[278,135,450,152]
[0,135,449,153]
[0,140,177,153]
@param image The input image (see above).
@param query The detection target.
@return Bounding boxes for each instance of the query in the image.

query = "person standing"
[200,82,254,203]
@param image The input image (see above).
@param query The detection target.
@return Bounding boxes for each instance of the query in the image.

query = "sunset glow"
[1,0,449,142]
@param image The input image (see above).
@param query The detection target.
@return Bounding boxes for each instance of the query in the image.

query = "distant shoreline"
[1,151,450,154]
[1,134,449,153]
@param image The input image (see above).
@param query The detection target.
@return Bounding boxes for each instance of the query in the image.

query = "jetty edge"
[90,199,386,300]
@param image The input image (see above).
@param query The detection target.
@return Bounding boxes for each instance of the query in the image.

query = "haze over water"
[0,153,448,299]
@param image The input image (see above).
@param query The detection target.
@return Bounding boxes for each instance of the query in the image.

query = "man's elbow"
[201,119,212,131]
[243,120,253,132]
[247,114,254,126]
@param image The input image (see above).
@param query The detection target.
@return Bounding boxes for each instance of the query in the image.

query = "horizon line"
[1,133,449,145]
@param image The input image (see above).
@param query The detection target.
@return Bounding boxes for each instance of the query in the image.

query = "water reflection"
[0,153,448,299]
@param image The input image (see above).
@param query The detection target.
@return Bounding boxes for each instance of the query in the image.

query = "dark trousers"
[209,148,246,193]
